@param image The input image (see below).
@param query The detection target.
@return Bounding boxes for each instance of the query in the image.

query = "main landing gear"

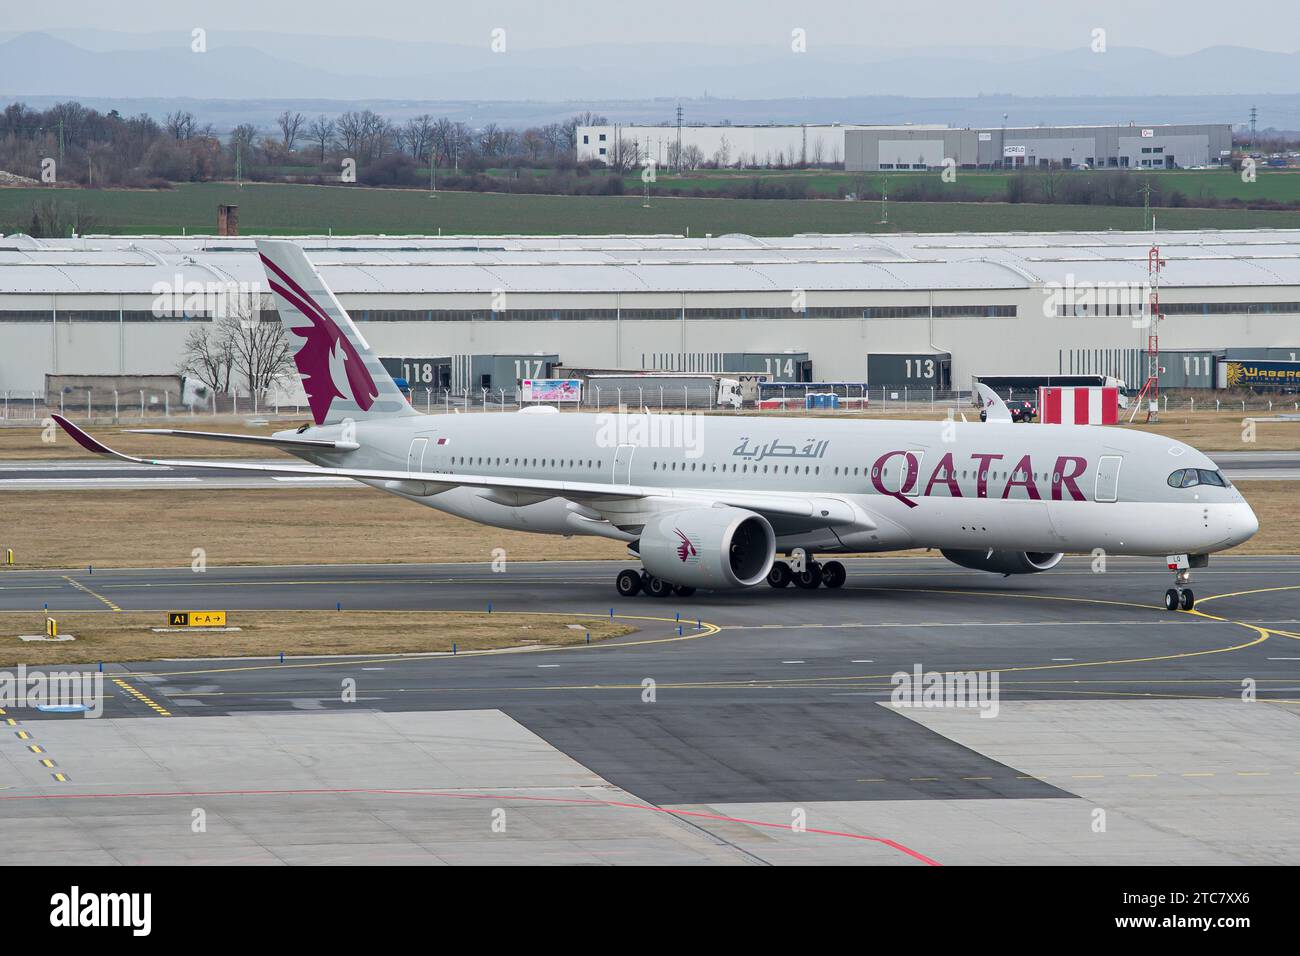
[1163,554,1197,611]
[615,568,694,598]
[767,557,846,591]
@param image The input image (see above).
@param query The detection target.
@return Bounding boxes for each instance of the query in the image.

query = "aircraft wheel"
[793,562,823,590]
[673,585,696,597]
[821,560,847,589]
[767,562,791,588]
[1179,588,1195,611]
[1164,588,1180,611]
[645,576,673,598]
[616,569,642,597]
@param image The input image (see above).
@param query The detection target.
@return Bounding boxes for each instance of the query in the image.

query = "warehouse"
[845,122,1234,172]
[0,229,1297,402]
[575,123,946,168]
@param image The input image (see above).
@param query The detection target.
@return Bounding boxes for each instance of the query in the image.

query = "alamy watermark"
[594,408,706,459]
[890,664,1000,718]
[0,665,104,717]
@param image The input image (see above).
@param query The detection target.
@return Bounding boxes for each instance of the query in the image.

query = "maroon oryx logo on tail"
[260,252,378,424]
[675,529,697,562]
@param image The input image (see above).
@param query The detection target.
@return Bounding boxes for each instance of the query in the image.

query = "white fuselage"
[291,409,1258,558]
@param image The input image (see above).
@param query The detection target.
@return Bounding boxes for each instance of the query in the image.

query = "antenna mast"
[1130,215,1165,423]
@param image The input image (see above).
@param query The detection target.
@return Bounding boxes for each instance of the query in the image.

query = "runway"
[2,449,1299,489]
[2,554,1298,864]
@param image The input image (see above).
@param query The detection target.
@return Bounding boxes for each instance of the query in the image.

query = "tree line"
[0,100,611,188]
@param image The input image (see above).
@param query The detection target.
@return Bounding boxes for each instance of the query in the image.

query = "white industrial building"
[576,122,1233,172]
[1,230,1298,399]
[845,123,1234,172]
[575,124,947,168]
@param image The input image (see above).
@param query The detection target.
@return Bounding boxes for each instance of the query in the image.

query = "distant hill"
[1,30,1298,102]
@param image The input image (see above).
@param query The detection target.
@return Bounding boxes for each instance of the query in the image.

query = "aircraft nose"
[1226,502,1260,547]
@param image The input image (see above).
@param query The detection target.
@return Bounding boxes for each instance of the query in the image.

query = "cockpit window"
[1168,468,1230,489]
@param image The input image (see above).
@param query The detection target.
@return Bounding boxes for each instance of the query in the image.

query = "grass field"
[622,167,1300,203]
[0,478,1292,572]
[5,182,1300,237]
[0,487,631,569]
[0,610,635,668]
[0,418,301,460]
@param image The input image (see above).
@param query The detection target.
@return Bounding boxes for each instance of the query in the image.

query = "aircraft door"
[1095,455,1122,502]
[613,444,635,484]
[407,437,429,476]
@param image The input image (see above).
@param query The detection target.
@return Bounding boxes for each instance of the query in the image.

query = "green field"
[623,167,1300,203]
[4,182,1300,237]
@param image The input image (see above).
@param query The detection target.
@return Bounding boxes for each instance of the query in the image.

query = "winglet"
[51,415,135,460]
[973,383,1013,423]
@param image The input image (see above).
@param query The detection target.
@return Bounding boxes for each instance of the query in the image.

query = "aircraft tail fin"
[974,382,1013,423]
[256,239,416,425]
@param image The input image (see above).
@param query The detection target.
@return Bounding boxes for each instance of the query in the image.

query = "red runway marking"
[0,785,940,865]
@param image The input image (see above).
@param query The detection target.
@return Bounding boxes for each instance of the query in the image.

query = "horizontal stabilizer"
[974,383,1013,423]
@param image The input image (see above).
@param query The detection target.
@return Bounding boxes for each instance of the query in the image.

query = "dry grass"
[0,610,635,668]
[0,481,1292,573]
[0,488,631,569]
[1229,481,1298,554]
[0,418,300,460]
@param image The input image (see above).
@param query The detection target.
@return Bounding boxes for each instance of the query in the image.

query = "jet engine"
[940,549,1065,575]
[637,507,775,589]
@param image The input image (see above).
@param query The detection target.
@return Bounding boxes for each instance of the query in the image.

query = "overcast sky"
[7,0,1300,55]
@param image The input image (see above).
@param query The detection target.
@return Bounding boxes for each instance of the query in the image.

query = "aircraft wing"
[126,428,360,451]
[52,415,867,526]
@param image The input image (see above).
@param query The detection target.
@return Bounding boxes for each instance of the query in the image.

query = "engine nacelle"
[638,507,775,589]
[940,549,1064,575]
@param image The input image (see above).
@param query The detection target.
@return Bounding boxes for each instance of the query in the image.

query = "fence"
[3,386,1297,422]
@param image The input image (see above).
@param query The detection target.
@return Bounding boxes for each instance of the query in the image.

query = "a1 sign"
[168,611,227,626]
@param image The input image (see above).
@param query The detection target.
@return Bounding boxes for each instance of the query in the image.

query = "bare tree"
[277,110,304,151]
[164,110,197,140]
[714,134,732,168]
[178,294,292,398]
[306,115,335,161]
[336,111,364,157]
[479,123,506,158]
[680,144,705,170]
[227,295,294,393]
[608,136,641,173]
[401,114,434,162]
[540,122,571,156]
[178,322,235,396]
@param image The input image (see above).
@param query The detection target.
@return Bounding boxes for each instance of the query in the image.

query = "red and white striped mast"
[1133,215,1165,423]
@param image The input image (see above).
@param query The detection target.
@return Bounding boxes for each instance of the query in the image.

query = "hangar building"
[0,229,1296,401]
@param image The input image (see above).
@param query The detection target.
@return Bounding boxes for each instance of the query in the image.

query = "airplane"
[50,239,1258,612]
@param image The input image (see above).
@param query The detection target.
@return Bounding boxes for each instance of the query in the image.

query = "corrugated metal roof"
[2,230,1300,295]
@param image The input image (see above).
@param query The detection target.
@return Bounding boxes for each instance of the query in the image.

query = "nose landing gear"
[1163,554,1200,611]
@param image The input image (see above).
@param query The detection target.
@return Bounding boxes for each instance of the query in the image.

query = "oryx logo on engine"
[674,529,697,562]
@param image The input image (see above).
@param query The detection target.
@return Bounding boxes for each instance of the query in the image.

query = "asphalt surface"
[2,450,1299,488]
[4,554,1298,806]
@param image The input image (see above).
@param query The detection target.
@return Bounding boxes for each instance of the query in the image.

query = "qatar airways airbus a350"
[53,240,1258,610]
